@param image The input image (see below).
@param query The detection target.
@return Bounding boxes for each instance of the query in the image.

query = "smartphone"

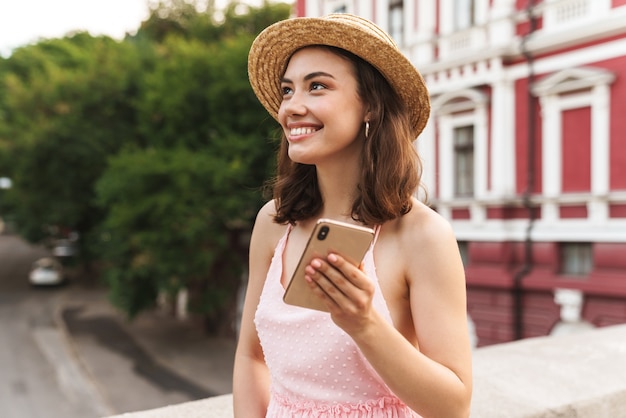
[283,218,375,312]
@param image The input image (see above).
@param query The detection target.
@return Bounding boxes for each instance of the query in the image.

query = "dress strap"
[372,224,382,247]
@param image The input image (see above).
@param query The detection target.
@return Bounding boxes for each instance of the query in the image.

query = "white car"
[29,257,64,286]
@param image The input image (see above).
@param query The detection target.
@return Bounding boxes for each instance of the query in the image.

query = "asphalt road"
[0,292,109,417]
[0,233,108,417]
[0,232,231,417]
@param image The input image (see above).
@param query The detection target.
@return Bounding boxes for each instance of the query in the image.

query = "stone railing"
[110,324,626,418]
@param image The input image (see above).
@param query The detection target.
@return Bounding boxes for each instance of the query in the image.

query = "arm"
[232,202,277,417]
[305,206,472,417]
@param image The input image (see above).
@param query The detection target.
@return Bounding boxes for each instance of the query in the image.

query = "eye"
[281,85,293,96]
[310,82,326,91]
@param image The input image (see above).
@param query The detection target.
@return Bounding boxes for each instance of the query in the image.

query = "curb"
[53,300,116,416]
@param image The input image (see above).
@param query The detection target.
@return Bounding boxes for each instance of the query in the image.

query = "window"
[454,125,474,197]
[389,0,403,44]
[454,0,475,30]
[560,243,593,276]
[532,67,615,220]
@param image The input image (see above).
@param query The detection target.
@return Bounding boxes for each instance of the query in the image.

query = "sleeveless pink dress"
[254,225,421,417]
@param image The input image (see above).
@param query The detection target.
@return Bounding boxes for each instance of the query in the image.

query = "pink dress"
[254,225,421,417]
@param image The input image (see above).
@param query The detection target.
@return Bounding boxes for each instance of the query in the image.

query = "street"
[0,232,232,418]
[0,233,108,417]
[0,291,109,417]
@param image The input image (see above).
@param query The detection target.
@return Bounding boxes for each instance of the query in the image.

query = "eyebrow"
[281,71,336,84]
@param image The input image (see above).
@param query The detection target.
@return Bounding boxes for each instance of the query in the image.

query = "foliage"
[0,35,147,256]
[95,147,248,318]
[137,0,292,44]
[0,0,289,331]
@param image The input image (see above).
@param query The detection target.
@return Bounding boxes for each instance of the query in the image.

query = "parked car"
[29,257,64,286]
[52,237,78,258]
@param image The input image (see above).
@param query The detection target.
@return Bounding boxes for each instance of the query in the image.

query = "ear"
[364,110,371,123]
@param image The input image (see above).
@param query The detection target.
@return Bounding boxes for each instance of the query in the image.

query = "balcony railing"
[108,324,626,418]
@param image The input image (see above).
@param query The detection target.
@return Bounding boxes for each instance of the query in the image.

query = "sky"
[0,0,272,58]
[0,0,152,57]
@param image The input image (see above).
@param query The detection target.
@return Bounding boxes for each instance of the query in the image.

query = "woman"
[234,14,472,418]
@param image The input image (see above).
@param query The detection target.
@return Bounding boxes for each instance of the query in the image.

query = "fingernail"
[327,253,337,263]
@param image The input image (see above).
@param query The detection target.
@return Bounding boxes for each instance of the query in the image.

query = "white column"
[489,0,516,46]
[490,78,516,197]
[474,104,488,199]
[589,83,611,222]
[356,0,374,21]
[436,113,453,221]
[410,0,436,65]
[541,95,561,222]
[417,119,436,202]
[438,115,454,202]
[591,84,610,196]
[475,0,490,25]
[374,0,389,32]
[470,104,488,223]
[439,0,453,34]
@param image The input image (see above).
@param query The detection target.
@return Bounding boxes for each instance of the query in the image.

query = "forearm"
[351,314,471,418]
[232,352,270,418]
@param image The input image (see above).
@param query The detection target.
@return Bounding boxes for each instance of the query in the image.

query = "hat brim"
[248,14,430,139]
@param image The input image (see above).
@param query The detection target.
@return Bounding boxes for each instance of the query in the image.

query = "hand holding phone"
[283,218,375,312]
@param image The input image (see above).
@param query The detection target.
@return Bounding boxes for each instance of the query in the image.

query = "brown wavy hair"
[269,46,424,226]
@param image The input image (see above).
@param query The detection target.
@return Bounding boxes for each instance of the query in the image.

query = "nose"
[279,90,307,118]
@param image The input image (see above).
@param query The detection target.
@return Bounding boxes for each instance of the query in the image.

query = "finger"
[308,257,373,311]
[326,253,370,291]
[305,259,351,305]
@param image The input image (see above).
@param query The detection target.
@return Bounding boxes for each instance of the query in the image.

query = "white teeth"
[290,127,317,136]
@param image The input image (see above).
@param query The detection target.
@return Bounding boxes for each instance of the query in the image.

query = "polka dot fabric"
[254,225,421,417]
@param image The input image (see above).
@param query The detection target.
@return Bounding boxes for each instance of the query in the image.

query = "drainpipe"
[512,0,538,341]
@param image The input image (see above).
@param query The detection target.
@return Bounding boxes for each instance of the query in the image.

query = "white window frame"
[432,89,488,221]
[532,67,614,223]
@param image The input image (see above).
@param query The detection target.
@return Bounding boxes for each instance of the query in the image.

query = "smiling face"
[278,46,369,166]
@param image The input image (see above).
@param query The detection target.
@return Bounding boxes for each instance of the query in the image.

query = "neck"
[315,159,360,222]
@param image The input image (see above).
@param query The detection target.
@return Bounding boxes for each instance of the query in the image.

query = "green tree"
[0,34,148,260]
[94,2,288,332]
[96,31,279,332]
[0,1,290,334]
[136,0,291,44]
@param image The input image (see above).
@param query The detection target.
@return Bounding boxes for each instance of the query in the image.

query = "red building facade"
[296,0,626,346]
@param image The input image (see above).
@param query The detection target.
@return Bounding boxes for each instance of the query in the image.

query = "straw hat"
[248,13,430,138]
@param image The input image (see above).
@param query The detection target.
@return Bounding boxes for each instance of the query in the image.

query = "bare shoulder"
[393,197,463,287]
[254,200,279,231]
[397,197,457,247]
[251,200,288,259]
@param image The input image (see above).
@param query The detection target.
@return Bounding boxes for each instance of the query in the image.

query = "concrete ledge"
[470,324,626,417]
[108,324,626,418]
[108,394,232,418]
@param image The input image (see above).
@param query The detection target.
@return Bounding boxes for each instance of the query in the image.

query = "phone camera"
[317,226,329,241]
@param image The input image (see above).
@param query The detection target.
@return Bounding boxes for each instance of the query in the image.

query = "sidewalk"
[56,287,236,417]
